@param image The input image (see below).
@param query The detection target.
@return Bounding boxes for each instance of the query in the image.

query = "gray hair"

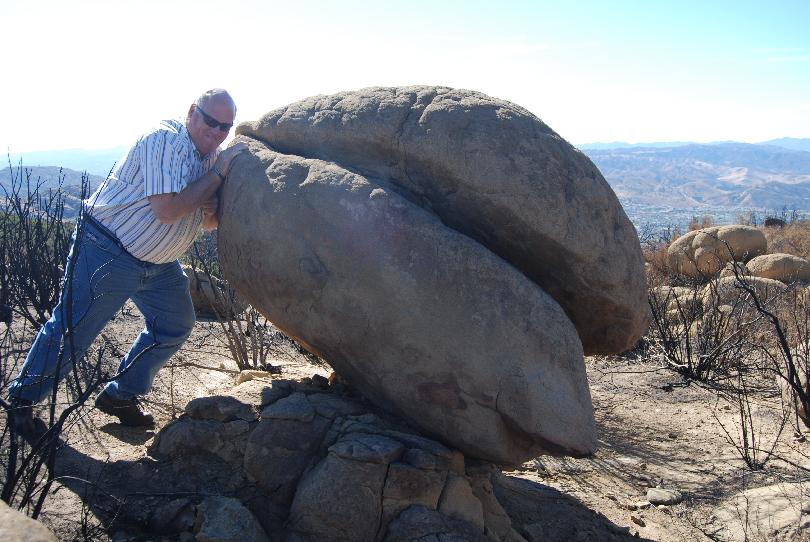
[194,89,236,112]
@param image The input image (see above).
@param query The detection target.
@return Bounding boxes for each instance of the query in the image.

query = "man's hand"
[214,141,248,178]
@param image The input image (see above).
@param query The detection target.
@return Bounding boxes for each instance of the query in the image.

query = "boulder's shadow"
[493,473,656,542]
[97,423,154,445]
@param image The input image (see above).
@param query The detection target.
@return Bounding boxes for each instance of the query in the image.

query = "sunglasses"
[196,105,233,132]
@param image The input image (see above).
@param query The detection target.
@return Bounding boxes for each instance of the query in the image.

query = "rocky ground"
[2,302,810,541]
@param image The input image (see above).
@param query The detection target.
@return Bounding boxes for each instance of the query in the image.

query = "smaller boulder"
[701,276,788,308]
[646,487,683,506]
[0,501,58,542]
[183,265,247,319]
[746,253,810,283]
[185,395,257,423]
[719,262,750,278]
[148,418,250,464]
[712,226,767,261]
[650,285,694,301]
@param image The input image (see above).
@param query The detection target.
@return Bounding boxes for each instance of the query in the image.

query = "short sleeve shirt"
[84,119,218,264]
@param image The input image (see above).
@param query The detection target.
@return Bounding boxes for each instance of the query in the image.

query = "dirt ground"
[3,302,810,541]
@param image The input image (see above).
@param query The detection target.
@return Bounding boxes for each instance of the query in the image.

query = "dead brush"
[185,233,326,372]
[642,241,673,287]
[687,214,715,231]
[637,222,684,287]
[764,219,810,260]
[648,278,760,383]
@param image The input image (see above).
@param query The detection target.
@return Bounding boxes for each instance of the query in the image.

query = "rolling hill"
[582,142,810,209]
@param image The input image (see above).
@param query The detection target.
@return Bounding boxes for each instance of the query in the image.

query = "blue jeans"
[9,216,195,403]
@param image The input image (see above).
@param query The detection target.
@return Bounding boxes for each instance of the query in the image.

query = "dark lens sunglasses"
[196,105,233,132]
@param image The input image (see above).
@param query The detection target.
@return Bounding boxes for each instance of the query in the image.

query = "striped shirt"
[84,119,218,264]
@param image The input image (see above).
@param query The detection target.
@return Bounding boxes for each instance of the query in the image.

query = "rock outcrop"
[218,86,648,462]
[667,226,767,278]
[149,377,528,542]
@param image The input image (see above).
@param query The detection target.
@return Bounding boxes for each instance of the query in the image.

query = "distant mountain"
[579,138,810,153]
[760,137,810,152]
[0,166,104,190]
[578,141,696,150]
[583,143,810,209]
[5,147,126,177]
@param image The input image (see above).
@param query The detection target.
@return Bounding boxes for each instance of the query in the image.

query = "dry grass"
[763,219,810,260]
[642,241,674,287]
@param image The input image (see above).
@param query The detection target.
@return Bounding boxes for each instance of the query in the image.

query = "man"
[8,89,247,438]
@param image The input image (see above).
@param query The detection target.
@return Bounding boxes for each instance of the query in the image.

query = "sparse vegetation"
[644,221,810,487]
[1,162,74,328]
[687,214,715,231]
[0,165,129,529]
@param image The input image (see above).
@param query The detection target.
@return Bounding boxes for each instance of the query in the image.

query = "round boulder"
[668,226,766,278]
[0,501,58,542]
[701,276,789,307]
[746,253,810,284]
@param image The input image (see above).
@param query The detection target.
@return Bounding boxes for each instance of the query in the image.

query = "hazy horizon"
[5,137,810,157]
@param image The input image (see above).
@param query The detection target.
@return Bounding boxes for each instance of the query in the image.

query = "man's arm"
[149,142,247,224]
[149,169,221,223]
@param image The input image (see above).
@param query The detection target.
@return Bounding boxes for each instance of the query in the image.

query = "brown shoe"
[94,391,155,428]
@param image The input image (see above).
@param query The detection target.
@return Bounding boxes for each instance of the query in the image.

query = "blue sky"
[1,0,808,153]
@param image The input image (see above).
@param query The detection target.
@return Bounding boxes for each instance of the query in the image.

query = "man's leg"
[102,261,195,400]
[9,223,138,404]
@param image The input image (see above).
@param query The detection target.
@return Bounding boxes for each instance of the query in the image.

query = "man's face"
[186,99,236,156]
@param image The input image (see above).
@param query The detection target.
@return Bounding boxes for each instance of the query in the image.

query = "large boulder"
[668,226,767,278]
[219,140,593,463]
[746,253,810,283]
[218,86,648,462]
[235,86,648,355]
